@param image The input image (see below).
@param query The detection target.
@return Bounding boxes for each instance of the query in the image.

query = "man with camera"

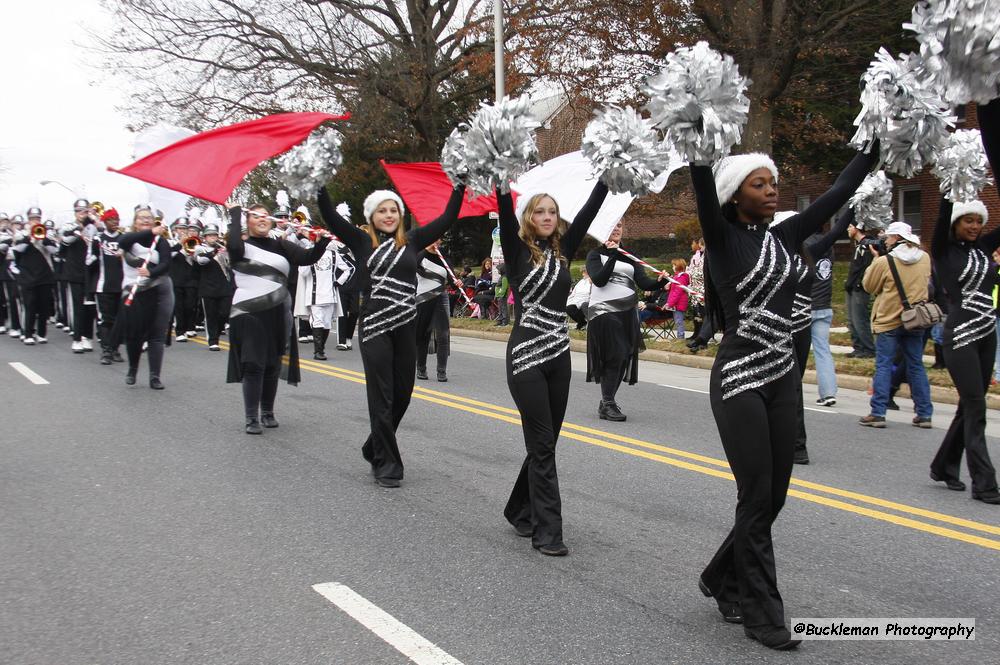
[845,223,880,358]
[858,222,934,428]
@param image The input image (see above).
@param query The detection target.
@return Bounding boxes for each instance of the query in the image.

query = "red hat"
[100,207,120,222]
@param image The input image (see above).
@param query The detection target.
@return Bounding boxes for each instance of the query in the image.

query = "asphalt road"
[2,328,998,665]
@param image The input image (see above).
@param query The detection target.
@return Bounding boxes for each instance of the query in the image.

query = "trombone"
[182,235,200,253]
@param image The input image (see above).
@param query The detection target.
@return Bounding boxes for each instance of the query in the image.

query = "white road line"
[658,383,709,395]
[312,582,464,665]
[804,406,839,414]
[8,362,49,385]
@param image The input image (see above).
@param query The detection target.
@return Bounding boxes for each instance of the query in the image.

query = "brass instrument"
[182,236,200,253]
[31,223,47,240]
[291,210,308,224]
[90,201,105,217]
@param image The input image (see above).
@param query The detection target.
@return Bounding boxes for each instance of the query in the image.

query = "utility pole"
[494,0,504,102]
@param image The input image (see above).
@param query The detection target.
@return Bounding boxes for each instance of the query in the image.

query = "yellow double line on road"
[193,338,1000,551]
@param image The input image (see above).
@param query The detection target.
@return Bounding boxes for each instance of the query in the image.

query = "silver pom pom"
[849,171,894,231]
[441,126,469,187]
[581,106,669,196]
[462,96,542,196]
[850,48,955,178]
[277,126,344,201]
[642,41,750,165]
[905,0,1000,106]
[932,128,994,202]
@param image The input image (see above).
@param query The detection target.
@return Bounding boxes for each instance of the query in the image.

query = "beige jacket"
[862,244,931,334]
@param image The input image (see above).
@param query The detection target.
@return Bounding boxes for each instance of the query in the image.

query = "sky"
[0,1,148,222]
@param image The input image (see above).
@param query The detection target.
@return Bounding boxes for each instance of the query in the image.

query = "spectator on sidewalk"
[859,222,933,428]
[845,222,879,358]
[494,263,510,326]
[664,258,690,339]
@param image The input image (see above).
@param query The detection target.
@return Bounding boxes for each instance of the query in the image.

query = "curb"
[450,327,1000,410]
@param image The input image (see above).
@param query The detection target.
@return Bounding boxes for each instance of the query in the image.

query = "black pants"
[360,321,417,481]
[126,281,174,379]
[96,293,121,349]
[566,304,587,328]
[69,282,95,341]
[242,364,280,419]
[702,368,797,629]
[173,286,199,334]
[338,292,359,345]
[695,315,715,343]
[504,350,572,548]
[1,281,19,330]
[55,281,68,327]
[21,284,53,338]
[202,296,230,345]
[792,327,811,452]
[932,337,999,494]
[415,292,450,372]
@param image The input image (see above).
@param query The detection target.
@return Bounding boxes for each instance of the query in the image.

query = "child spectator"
[665,258,690,339]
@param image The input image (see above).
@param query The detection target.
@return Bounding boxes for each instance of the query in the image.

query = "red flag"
[109,112,350,204]
[380,160,506,225]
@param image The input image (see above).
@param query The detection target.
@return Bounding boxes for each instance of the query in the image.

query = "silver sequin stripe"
[511,250,569,374]
[721,232,794,400]
[362,239,416,343]
[791,293,812,333]
[952,248,995,349]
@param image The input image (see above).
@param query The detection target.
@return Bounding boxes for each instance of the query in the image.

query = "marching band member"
[414,240,455,382]
[226,202,330,434]
[193,224,232,351]
[61,198,98,353]
[117,206,175,389]
[317,184,465,487]
[90,207,125,364]
[0,213,21,336]
[11,207,58,345]
[585,220,666,422]
[495,183,610,556]
[293,223,353,361]
[169,217,200,341]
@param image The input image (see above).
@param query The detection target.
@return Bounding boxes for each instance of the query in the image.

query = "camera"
[858,236,888,256]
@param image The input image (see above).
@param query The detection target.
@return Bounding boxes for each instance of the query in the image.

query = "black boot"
[793,445,810,465]
[932,342,946,370]
[598,400,626,422]
[149,376,165,390]
[100,347,113,365]
[436,367,448,382]
[416,366,429,380]
[313,328,328,361]
[245,417,263,435]
[125,366,138,385]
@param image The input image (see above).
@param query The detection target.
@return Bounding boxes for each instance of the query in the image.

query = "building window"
[898,187,921,226]
[796,195,810,212]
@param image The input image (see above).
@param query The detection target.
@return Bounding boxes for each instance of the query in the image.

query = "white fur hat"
[713,153,779,205]
[363,190,405,223]
[951,199,989,225]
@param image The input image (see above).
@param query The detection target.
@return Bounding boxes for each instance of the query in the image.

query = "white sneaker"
[23,336,36,345]
[0,326,7,334]
[175,333,188,342]
[36,336,47,344]
[65,327,73,335]
[346,339,352,349]
[815,396,837,407]
[298,336,309,343]
[55,322,64,329]
[208,344,221,351]
[195,325,205,331]
[8,329,21,337]
[71,340,84,353]
[185,330,197,337]
[336,343,348,351]
[81,338,93,351]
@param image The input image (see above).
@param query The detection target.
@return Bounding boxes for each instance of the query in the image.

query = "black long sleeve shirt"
[803,208,855,311]
[317,186,464,342]
[691,149,876,400]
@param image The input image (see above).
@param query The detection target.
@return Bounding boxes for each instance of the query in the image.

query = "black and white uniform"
[692,150,874,631]
[496,183,609,550]
[11,234,58,338]
[585,247,664,403]
[317,186,465,483]
[414,250,452,376]
[0,231,20,333]
[117,230,174,380]
[90,230,124,352]
[59,222,97,343]
[930,98,1000,497]
[170,242,199,337]
[226,208,330,421]
[194,242,233,347]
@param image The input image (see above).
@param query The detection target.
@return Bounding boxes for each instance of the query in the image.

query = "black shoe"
[374,477,401,488]
[598,400,626,422]
[416,367,428,380]
[313,351,327,360]
[793,447,810,465]
[245,418,263,435]
[534,542,569,556]
[744,626,801,651]
[972,489,1000,504]
[436,369,448,382]
[513,524,533,538]
[930,470,966,492]
[699,578,743,623]
[149,376,164,390]
[112,350,124,363]
[125,367,137,385]
[100,350,113,365]
[261,412,279,428]
[886,398,900,411]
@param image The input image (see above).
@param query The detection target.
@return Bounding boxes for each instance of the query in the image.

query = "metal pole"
[39,180,79,197]
[494,0,504,102]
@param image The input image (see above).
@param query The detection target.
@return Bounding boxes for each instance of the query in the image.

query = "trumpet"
[31,223,47,240]
[182,236,200,253]
[291,210,308,224]
[90,201,105,217]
